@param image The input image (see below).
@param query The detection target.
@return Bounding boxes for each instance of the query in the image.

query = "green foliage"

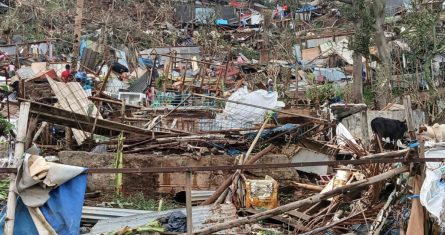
[0,114,14,136]
[341,0,375,55]
[113,192,177,211]
[363,85,375,107]
[234,47,260,60]
[402,8,440,58]
[400,7,445,91]
[156,74,165,90]
[258,230,284,235]
[0,179,9,202]
[305,83,344,102]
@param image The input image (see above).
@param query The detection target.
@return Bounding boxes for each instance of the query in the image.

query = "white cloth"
[215,86,279,129]
[38,43,49,55]
[30,44,39,54]
[14,154,85,207]
[336,123,357,146]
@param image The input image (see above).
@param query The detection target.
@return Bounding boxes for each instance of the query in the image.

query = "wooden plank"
[301,47,321,61]
[186,171,193,235]
[245,208,310,232]
[286,210,312,221]
[23,100,167,137]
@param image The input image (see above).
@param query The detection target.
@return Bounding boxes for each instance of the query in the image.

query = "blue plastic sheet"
[0,173,87,235]
[74,71,88,83]
[41,173,87,235]
[138,57,154,69]
[215,19,229,25]
[245,124,300,140]
[0,197,39,234]
[296,5,318,13]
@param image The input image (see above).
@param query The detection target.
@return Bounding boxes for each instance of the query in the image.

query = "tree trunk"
[72,0,85,67]
[373,0,391,110]
[352,51,364,103]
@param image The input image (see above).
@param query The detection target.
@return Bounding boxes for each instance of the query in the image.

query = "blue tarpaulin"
[138,57,154,69]
[0,173,87,235]
[215,19,229,25]
[245,124,300,140]
[296,5,318,13]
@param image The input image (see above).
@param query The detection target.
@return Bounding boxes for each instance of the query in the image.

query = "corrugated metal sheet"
[16,67,35,80]
[80,48,103,72]
[306,35,348,49]
[82,206,153,224]
[88,203,240,235]
[0,45,16,55]
[139,46,200,67]
[127,70,149,93]
[48,79,102,144]
[341,109,426,141]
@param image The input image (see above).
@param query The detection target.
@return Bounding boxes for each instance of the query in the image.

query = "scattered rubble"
[0,0,445,235]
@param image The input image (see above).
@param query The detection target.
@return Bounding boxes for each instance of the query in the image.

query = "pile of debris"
[0,0,445,235]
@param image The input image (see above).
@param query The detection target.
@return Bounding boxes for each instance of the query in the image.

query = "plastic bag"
[159,211,187,233]
[420,148,445,223]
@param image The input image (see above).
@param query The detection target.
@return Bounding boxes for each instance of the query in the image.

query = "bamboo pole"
[228,116,271,205]
[32,122,47,143]
[4,102,30,235]
[194,166,409,235]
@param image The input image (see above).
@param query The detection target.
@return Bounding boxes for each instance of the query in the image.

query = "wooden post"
[72,0,85,68]
[180,61,190,93]
[186,171,193,235]
[65,127,72,150]
[403,95,424,235]
[361,110,370,148]
[96,66,112,97]
[4,102,30,235]
[403,95,416,139]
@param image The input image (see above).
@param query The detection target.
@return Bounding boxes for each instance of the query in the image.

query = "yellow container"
[245,175,278,210]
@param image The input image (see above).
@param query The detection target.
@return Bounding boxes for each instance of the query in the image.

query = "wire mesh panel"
[151,90,280,132]
[151,92,218,109]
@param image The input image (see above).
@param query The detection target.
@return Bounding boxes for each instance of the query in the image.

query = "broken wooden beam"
[292,182,323,191]
[201,144,276,205]
[193,166,409,235]
[88,96,143,109]
[22,99,168,137]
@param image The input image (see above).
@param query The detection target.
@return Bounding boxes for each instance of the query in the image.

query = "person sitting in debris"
[8,62,15,78]
[61,64,72,83]
[111,61,129,81]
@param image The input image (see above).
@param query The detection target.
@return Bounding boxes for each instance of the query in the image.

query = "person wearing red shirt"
[61,64,71,82]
